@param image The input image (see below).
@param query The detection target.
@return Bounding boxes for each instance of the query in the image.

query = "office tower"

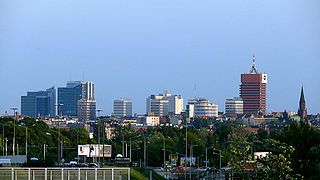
[77,99,96,121]
[77,81,96,122]
[21,86,56,117]
[186,99,197,118]
[187,98,218,118]
[146,91,183,116]
[58,81,82,116]
[240,56,267,115]
[167,94,184,115]
[225,97,243,117]
[298,86,307,120]
[81,81,94,100]
[58,81,96,121]
[113,98,132,118]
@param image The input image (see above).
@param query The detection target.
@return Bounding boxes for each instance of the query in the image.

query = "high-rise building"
[21,86,56,117]
[225,97,243,117]
[77,81,96,122]
[58,81,96,121]
[146,91,183,116]
[113,98,132,118]
[298,86,307,120]
[58,81,82,116]
[187,98,218,118]
[77,99,96,121]
[167,94,184,115]
[240,56,267,115]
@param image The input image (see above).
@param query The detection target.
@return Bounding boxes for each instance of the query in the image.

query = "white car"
[154,167,164,172]
[69,161,77,165]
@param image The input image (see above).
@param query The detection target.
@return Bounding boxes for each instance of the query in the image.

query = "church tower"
[298,86,308,120]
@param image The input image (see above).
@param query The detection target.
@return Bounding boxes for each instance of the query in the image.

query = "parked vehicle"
[154,167,164,172]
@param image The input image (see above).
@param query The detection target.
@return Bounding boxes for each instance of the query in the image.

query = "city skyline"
[8,76,319,116]
[1,0,319,115]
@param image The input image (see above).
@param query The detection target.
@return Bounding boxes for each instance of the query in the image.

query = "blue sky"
[0,0,319,115]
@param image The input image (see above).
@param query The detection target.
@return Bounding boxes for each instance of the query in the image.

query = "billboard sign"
[180,157,196,165]
[78,144,112,157]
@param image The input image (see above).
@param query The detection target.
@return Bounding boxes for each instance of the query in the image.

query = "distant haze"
[0,0,319,115]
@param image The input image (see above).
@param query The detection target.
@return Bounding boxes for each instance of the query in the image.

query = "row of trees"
[0,117,92,166]
[107,119,320,179]
[1,116,319,178]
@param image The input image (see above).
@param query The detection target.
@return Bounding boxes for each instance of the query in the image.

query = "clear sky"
[0,0,319,115]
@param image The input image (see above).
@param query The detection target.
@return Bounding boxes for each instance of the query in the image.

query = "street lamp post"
[43,144,46,160]
[5,138,8,156]
[129,135,141,163]
[189,144,198,179]
[25,127,27,157]
[131,148,140,166]
[185,119,188,179]
[213,149,222,179]
[163,138,166,170]
[205,146,214,168]
[10,107,18,156]
[0,123,5,156]
[96,109,103,163]
[190,144,198,167]
[55,103,63,165]
[143,135,147,167]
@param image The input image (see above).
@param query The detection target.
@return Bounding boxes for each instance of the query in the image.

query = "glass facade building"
[57,81,82,117]
[21,86,56,117]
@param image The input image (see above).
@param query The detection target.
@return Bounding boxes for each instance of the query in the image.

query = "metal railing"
[0,167,130,180]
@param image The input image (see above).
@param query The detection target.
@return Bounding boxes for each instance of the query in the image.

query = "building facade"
[57,81,82,116]
[187,98,218,118]
[146,91,183,116]
[77,81,96,122]
[58,81,96,121]
[77,99,96,122]
[225,97,243,116]
[21,86,56,117]
[145,115,160,126]
[167,95,184,115]
[240,56,267,115]
[113,98,132,118]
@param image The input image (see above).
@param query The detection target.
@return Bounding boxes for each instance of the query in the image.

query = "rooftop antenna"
[70,72,72,81]
[82,71,85,82]
[250,54,258,74]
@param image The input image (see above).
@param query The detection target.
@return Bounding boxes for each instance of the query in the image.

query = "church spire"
[298,86,307,120]
[300,86,305,103]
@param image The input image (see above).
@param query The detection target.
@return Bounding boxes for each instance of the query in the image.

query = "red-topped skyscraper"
[240,56,267,115]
